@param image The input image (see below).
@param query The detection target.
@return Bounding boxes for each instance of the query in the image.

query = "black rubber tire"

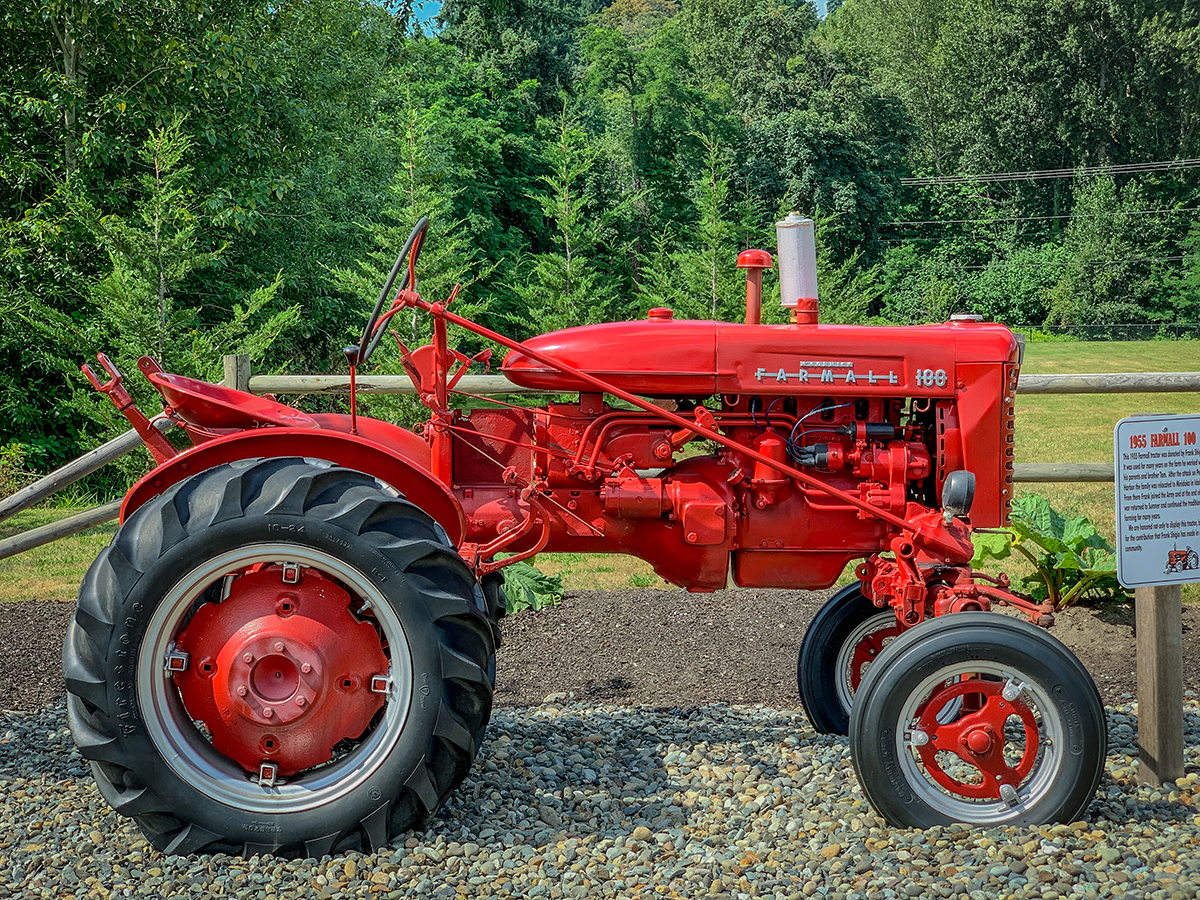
[849,612,1106,828]
[797,585,897,735]
[63,458,495,857]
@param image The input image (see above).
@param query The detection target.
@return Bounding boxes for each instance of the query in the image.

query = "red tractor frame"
[67,218,1106,856]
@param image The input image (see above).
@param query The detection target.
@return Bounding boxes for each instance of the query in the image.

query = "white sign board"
[1115,413,1200,588]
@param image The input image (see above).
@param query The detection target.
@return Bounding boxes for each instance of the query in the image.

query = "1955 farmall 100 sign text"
[1115,413,1200,587]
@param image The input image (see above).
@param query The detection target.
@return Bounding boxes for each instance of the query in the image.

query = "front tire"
[797,585,900,735]
[849,612,1106,827]
[63,458,495,856]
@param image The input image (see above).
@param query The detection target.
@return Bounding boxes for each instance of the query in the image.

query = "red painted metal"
[737,250,773,326]
[915,679,1040,799]
[119,425,466,543]
[82,354,178,463]
[173,564,388,776]
[848,620,901,693]
[141,357,319,432]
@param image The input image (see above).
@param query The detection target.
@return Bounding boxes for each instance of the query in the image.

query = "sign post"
[1114,414,1193,786]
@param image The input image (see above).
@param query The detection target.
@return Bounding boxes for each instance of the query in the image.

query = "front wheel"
[64,458,495,856]
[849,612,1106,827]
[797,585,901,735]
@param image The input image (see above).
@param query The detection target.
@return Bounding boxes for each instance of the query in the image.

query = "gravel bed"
[1,701,1199,899]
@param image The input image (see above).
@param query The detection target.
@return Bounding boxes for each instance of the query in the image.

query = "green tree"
[1045,175,1174,334]
[512,106,621,334]
[78,120,298,425]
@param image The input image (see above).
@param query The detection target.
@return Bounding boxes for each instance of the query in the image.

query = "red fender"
[121,422,466,544]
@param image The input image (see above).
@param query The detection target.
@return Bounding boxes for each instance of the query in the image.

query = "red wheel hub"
[173,564,390,777]
[914,680,1039,800]
[849,620,901,692]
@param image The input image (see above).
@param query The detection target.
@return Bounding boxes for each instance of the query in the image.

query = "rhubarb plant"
[971,494,1124,611]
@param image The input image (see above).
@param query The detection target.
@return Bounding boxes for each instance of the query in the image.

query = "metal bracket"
[370,672,392,694]
[164,647,189,673]
[258,761,278,788]
[281,562,300,584]
[1001,679,1027,702]
[905,728,930,748]
[999,783,1021,807]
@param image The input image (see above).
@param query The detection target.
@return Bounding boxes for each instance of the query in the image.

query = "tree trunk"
[50,7,82,178]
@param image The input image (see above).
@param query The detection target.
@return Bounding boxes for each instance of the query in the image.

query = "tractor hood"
[501,312,1020,397]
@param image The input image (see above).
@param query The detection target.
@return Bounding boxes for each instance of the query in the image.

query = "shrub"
[972,494,1126,611]
[0,443,33,498]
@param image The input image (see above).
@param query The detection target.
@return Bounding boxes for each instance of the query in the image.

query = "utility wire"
[902,158,1200,186]
[884,206,1200,227]
[885,254,1195,273]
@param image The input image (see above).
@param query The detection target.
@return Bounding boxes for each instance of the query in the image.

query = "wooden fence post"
[1135,583,1185,785]
[223,354,252,392]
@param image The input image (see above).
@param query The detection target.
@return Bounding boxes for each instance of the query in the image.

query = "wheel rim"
[894,661,1064,823]
[835,611,900,714]
[138,544,414,814]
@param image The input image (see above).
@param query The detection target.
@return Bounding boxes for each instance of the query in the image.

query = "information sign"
[1114,413,1200,588]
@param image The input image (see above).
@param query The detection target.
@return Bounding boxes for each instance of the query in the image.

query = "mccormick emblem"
[754,360,900,386]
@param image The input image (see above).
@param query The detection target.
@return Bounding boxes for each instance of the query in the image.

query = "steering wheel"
[355,216,429,366]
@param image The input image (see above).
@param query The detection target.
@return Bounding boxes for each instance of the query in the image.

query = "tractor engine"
[445,311,1020,601]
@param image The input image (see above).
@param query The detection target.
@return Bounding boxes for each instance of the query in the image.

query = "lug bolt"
[262,708,274,718]
[236,686,247,697]
[274,641,285,653]
[301,663,312,674]
[296,696,307,707]
[243,652,254,664]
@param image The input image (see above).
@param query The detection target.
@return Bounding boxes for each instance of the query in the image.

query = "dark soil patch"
[3,591,1197,712]
[0,601,75,712]
[492,589,1200,709]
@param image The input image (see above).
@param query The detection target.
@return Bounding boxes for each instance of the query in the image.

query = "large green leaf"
[1061,515,1099,551]
[502,561,565,615]
[971,530,1014,564]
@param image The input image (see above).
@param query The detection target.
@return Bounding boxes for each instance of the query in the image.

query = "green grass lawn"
[0,508,118,603]
[3,340,1198,602]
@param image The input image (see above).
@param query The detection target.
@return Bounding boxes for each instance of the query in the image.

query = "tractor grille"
[1002,363,1019,524]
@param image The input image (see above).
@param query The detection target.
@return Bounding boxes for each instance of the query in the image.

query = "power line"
[902,158,1200,186]
[883,206,1200,227]
[884,254,1195,274]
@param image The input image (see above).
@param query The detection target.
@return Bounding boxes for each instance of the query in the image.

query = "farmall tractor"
[67,216,1106,856]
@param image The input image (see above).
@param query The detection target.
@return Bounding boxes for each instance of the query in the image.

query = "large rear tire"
[849,612,1105,827]
[797,585,900,735]
[63,458,495,856]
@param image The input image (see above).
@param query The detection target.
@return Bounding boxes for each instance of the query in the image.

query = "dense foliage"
[3,0,1200,475]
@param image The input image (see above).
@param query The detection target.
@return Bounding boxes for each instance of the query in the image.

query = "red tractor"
[68,217,1105,856]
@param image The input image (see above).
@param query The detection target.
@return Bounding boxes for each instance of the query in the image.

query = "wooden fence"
[2,358,1198,561]
[243,365,1200,485]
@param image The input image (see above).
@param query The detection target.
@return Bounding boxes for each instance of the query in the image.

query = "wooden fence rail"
[247,367,1198,484]
[246,370,1200,398]
[1,361,1194,559]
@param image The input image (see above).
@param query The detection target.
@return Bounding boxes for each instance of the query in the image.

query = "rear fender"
[121,427,465,544]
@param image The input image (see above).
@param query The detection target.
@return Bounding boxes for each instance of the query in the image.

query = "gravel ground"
[1,700,1198,899]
